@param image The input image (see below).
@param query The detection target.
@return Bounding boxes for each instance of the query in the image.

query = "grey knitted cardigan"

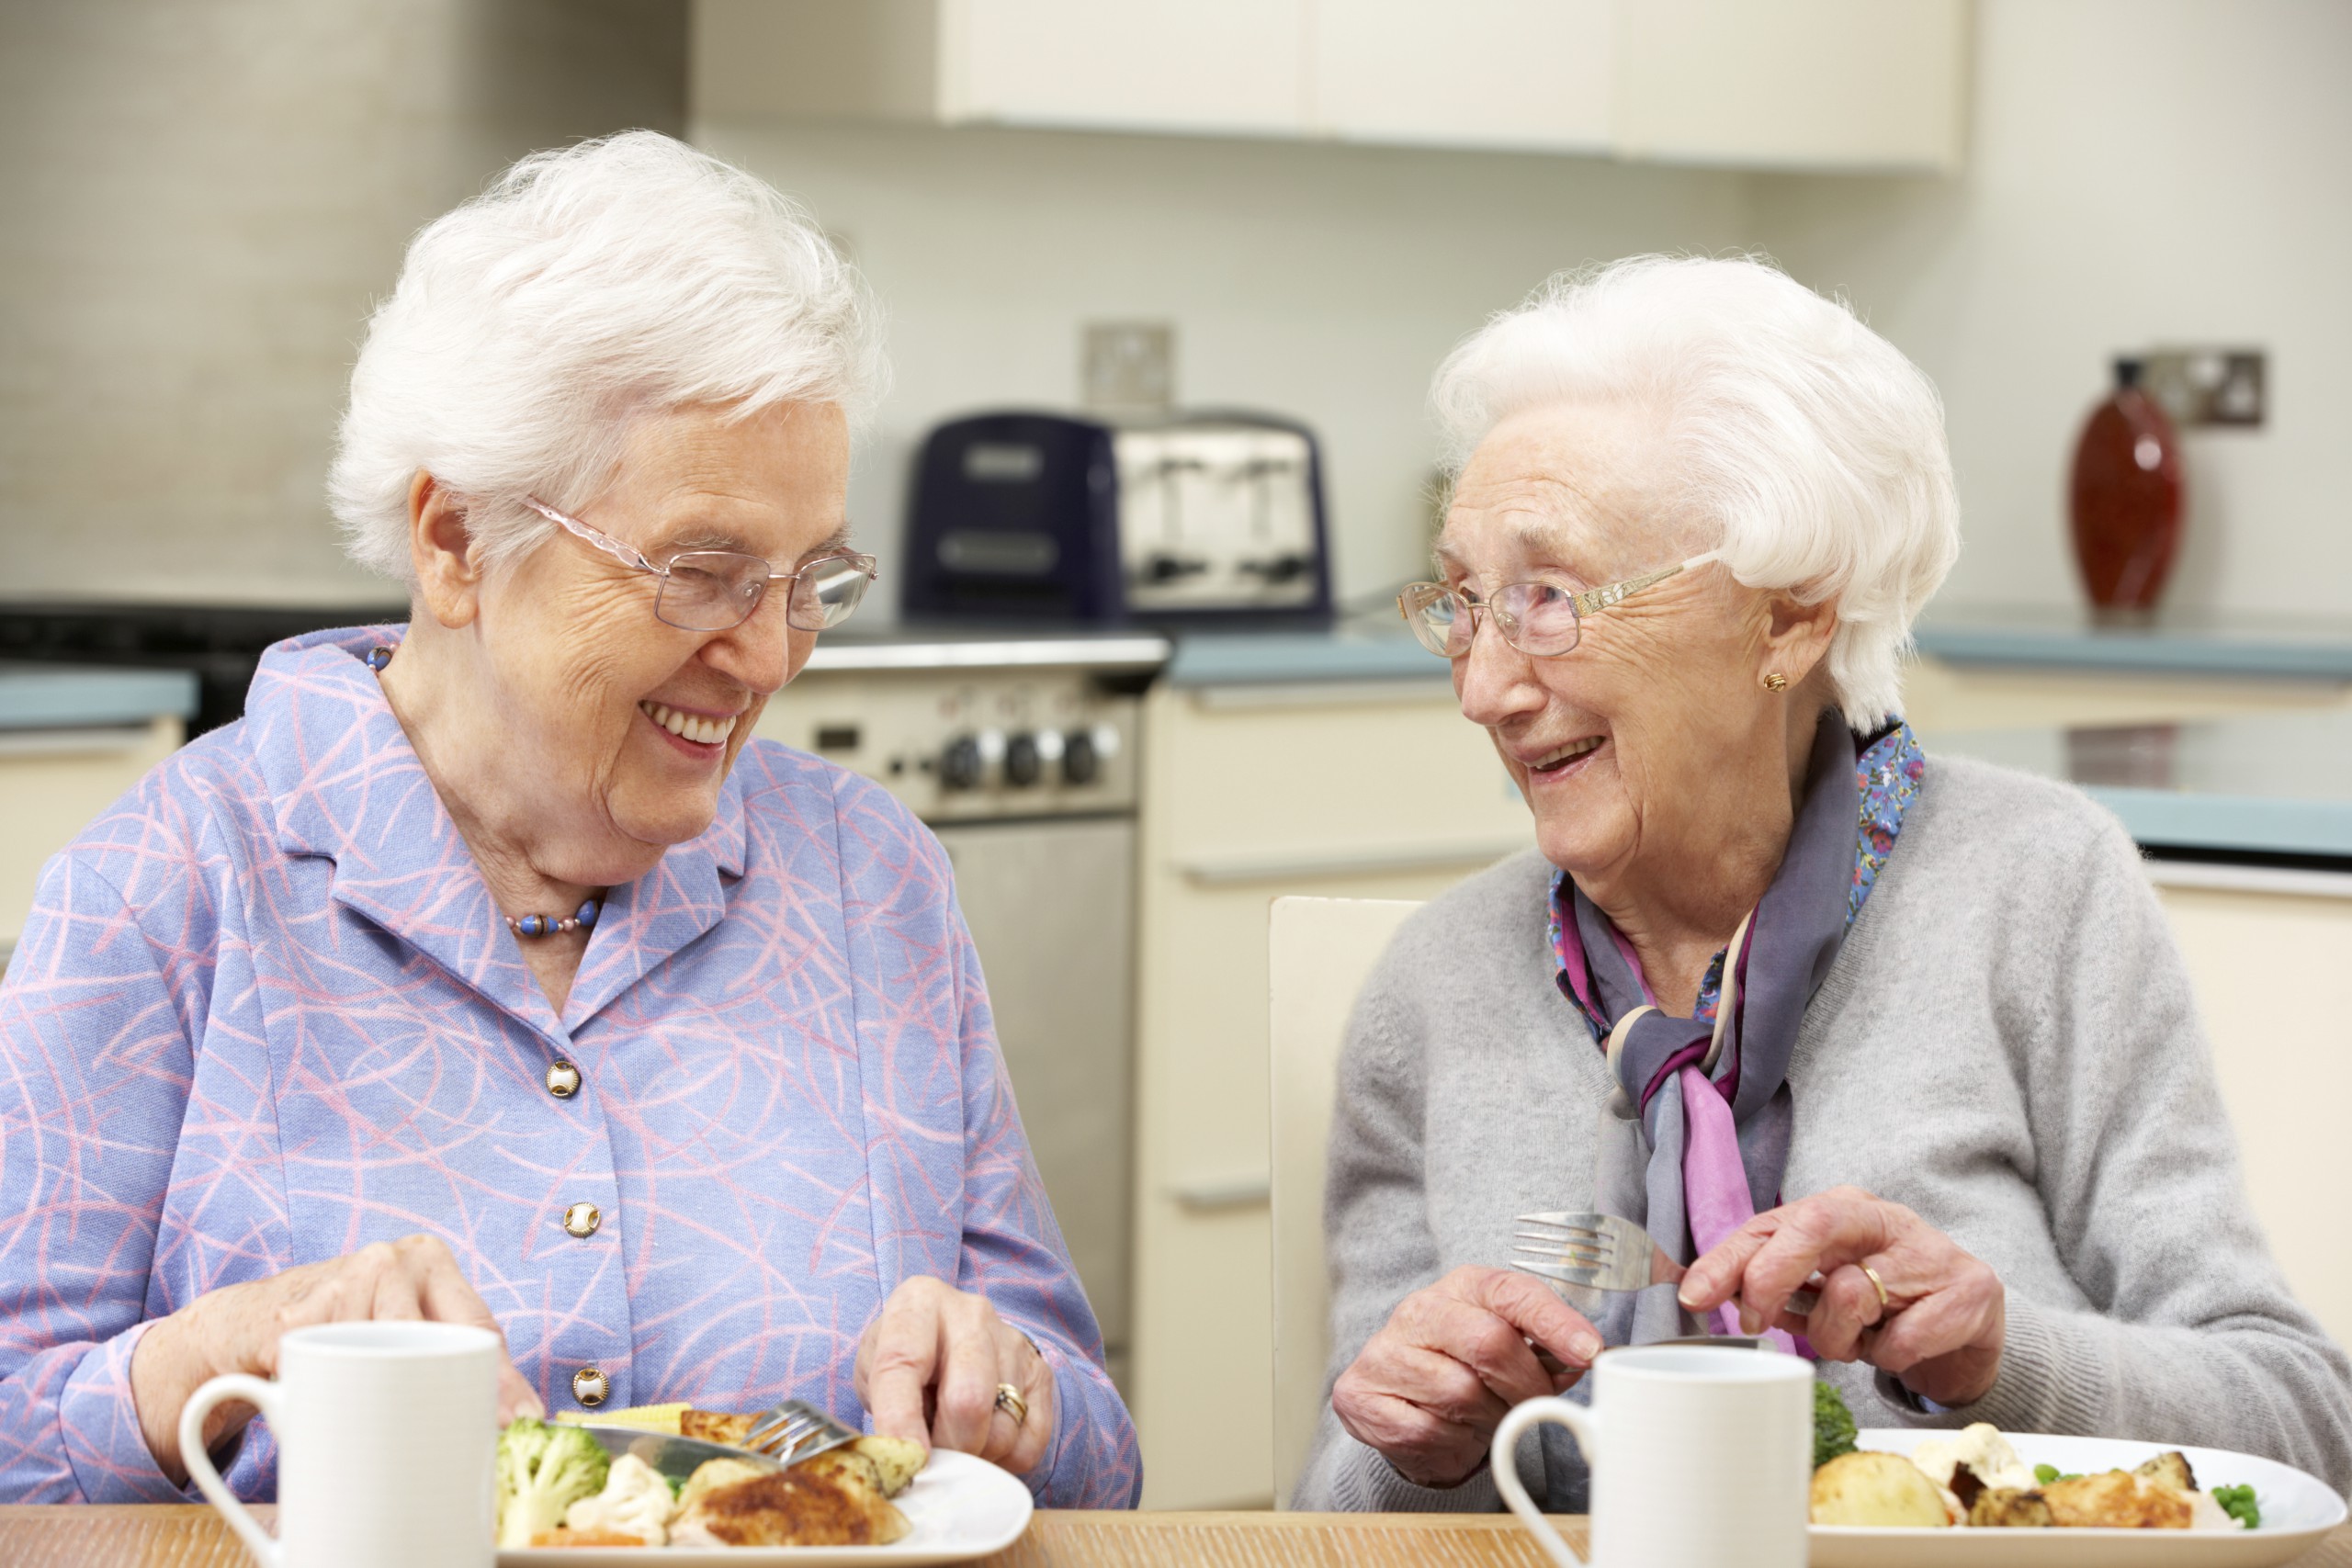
[1293,755,2352,1512]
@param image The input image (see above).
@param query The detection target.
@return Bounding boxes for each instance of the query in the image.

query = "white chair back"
[1267,895,1422,1508]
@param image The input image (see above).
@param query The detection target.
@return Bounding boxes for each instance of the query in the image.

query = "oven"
[750,631,1168,1391]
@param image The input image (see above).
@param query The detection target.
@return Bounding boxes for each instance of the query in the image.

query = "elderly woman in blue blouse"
[1293,256,2352,1512]
[0,133,1138,1506]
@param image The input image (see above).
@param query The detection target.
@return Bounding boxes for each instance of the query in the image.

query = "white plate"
[1810,1430,2346,1568]
[497,1450,1035,1567]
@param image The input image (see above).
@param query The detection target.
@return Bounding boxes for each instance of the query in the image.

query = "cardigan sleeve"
[0,851,207,1503]
[1902,807,2352,1494]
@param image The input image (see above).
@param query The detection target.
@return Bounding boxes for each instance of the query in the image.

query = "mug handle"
[1492,1394,1601,1568]
[180,1373,283,1568]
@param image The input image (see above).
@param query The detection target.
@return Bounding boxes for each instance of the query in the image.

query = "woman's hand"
[129,1235,542,1484]
[854,1276,1056,1476]
[1678,1185,2006,1406]
[1331,1266,1603,1490]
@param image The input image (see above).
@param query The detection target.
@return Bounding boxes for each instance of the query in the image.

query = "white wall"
[1753,0,2352,618]
[691,118,1752,615]
[0,0,685,607]
[707,0,2352,627]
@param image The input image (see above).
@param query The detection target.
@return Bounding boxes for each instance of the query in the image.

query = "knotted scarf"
[1548,714,1924,1345]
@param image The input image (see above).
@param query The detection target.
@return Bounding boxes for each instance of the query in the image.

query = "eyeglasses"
[521,496,877,634]
[1396,551,1719,660]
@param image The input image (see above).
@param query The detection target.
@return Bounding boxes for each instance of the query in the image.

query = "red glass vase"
[2069,357,2184,613]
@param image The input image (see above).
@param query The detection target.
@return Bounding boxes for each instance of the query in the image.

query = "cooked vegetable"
[1810,1450,1952,1528]
[495,1417,612,1549]
[2032,1462,2077,1486]
[563,1451,674,1546]
[850,1435,926,1497]
[2213,1483,2260,1528]
[2134,1450,2199,1493]
[1813,1379,1860,1470]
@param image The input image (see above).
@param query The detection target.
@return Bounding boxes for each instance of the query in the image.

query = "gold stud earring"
[1763,672,1789,692]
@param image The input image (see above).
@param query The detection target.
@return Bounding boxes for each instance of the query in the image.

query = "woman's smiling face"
[1439,401,1790,886]
[462,399,851,878]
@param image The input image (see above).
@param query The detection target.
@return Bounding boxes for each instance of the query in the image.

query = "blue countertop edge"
[2085,786,2352,861]
[1169,625,2352,688]
[1164,630,1448,686]
[1911,624,2352,681]
[0,665,199,731]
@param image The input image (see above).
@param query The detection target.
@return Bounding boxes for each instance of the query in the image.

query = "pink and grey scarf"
[1548,715,1924,1344]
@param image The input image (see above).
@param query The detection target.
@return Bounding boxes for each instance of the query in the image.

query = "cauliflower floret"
[563,1453,675,1547]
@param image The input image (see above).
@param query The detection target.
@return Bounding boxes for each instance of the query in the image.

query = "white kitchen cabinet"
[2153,869,2352,1355]
[693,0,1971,173]
[1307,0,1614,156]
[0,718,184,966]
[1127,677,1532,1508]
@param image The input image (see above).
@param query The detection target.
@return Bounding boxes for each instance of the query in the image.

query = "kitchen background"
[6,0,2352,1516]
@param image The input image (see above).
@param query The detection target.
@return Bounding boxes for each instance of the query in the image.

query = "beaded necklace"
[366,644,605,941]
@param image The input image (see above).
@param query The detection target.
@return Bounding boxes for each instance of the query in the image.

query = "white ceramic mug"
[180,1320,502,1568]
[1492,1343,1812,1568]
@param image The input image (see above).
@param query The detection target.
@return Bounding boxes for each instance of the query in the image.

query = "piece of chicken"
[2043,1470,2195,1529]
[670,1466,912,1548]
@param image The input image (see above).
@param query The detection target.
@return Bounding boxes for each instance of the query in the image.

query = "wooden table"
[3,1508,2349,1566]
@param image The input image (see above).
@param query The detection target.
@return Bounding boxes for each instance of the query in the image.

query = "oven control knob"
[940,735,984,791]
[1060,729,1099,786]
[1003,732,1042,787]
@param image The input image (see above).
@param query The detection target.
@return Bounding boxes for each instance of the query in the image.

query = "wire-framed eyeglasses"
[522,496,878,634]
[1396,551,1719,660]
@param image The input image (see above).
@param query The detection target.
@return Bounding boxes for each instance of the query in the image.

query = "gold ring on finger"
[1860,1264,1892,1313]
[994,1382,1028,1427]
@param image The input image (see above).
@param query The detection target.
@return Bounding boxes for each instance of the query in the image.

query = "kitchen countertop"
[0,662,199,732]
[1928,708,2352,863]
[1914,604,2352,681]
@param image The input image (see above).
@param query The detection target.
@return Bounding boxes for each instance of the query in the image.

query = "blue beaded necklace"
[367,644,605,941]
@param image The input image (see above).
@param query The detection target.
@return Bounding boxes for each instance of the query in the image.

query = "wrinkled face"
[1441,402,1778,883]
[471,400,850,868]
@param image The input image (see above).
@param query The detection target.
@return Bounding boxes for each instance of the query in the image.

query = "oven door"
[933,817,1136,1391]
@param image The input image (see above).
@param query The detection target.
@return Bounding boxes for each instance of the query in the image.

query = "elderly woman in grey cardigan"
[1295,255,2352,1513]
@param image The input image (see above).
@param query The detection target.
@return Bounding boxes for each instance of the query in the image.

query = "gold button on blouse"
[571,1366,609,1407]
[546,1060,581,1099]
[563,1201,602,1239]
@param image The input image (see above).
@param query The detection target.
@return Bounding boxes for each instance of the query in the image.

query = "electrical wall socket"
[1081,321,1175,416]
[2140,348,2266,428]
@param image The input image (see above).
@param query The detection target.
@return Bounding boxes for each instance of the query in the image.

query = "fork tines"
[741,1399,858,1466]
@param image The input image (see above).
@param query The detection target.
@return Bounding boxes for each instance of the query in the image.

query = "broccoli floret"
[1813,1379,1859,1471]
[2213,1483,2260,1528]
[494,1417,611,1549]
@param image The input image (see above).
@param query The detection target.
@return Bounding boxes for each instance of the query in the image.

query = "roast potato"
[1811,1451,1953,1528]
[2135,1450,2199,1494]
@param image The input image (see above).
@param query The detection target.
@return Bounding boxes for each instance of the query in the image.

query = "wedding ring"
[1861,1263,1892,1313]
[994,1382,1029,1427]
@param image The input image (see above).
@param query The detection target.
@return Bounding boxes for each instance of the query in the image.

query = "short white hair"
[331,131,884,582]
[1430,254,1958,728]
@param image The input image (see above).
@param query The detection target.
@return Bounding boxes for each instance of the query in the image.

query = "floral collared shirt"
[0,626,1141,1508]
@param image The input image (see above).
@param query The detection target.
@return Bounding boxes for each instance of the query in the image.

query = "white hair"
[1430,254,1958,728]
[331,131,885,582]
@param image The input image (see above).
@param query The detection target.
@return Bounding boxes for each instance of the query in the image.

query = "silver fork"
[1512,1210,1819,1316]
[739,1399,861,1467]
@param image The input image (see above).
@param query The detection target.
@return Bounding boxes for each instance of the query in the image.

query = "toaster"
[899,411,1333,626]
